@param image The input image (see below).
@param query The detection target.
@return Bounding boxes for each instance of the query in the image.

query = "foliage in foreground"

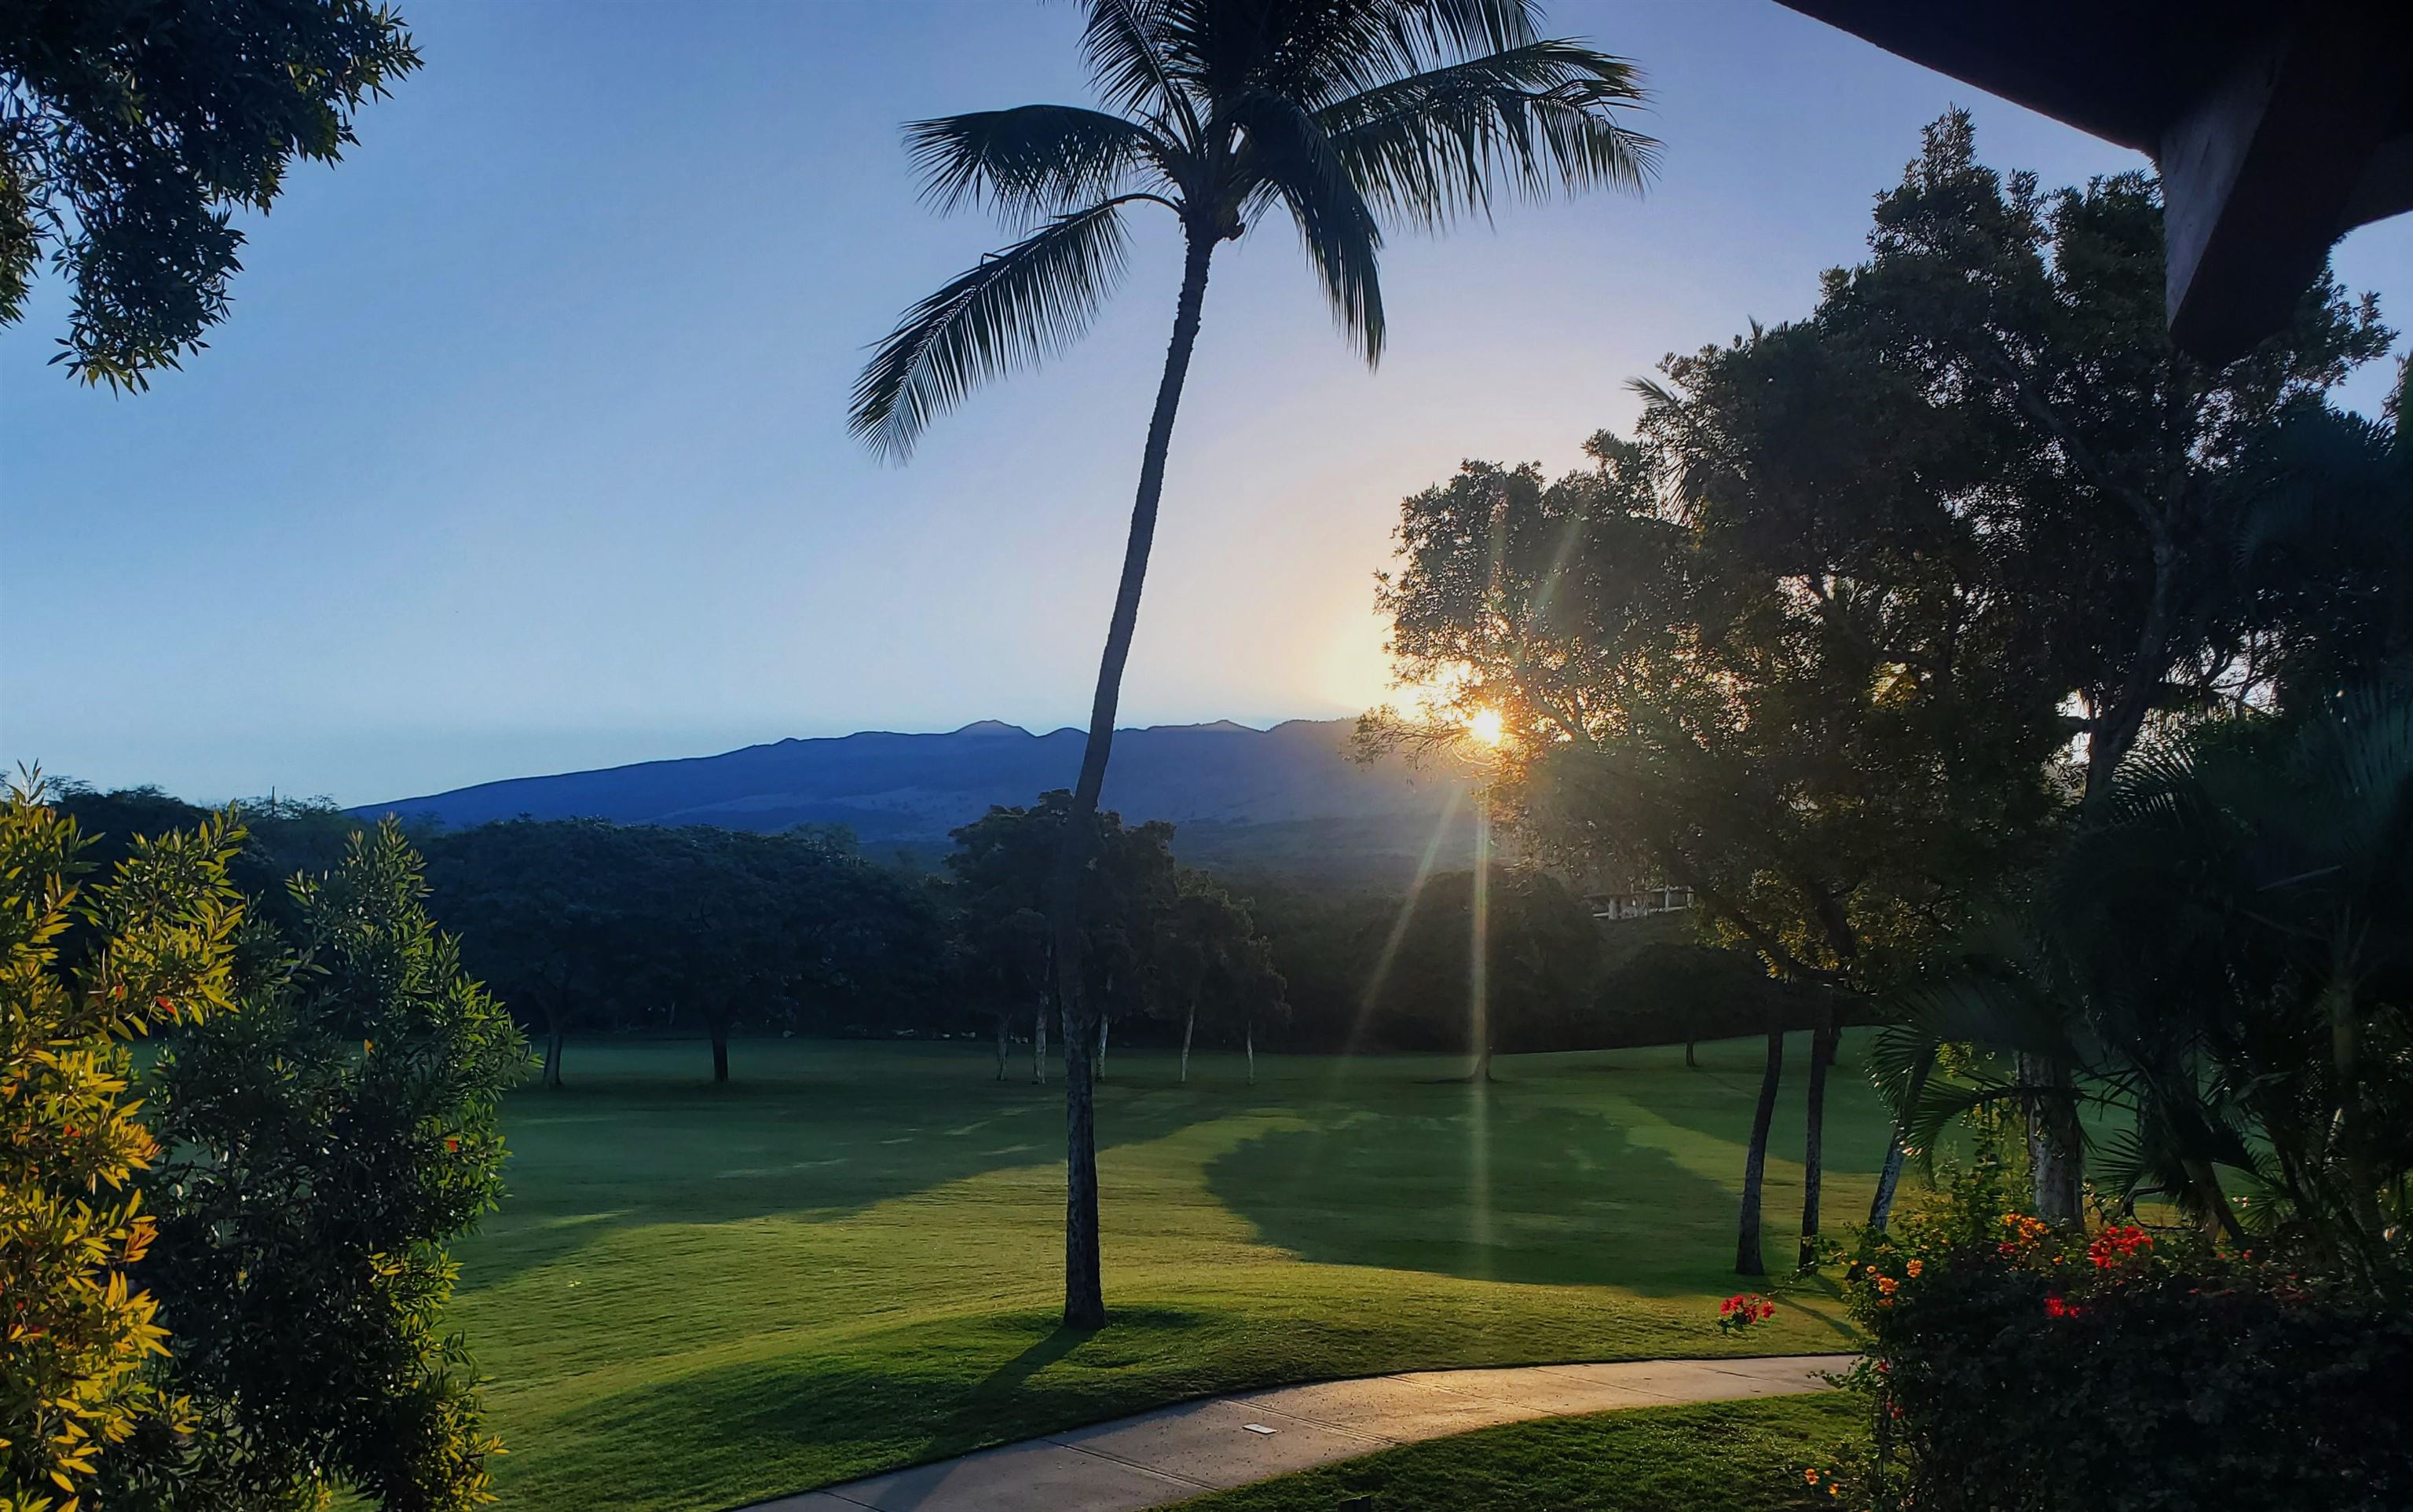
[0,0,422,388]
[1174,1394,1854,1512]
[1822,1150,2413,1512]
[1,784,242,1512]
[1880,686,2413,1283]
[100,821,526,1512]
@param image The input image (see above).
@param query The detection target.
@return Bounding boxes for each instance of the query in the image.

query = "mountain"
[357,719,1477,884]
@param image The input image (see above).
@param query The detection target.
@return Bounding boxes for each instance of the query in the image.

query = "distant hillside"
[357,719,1477,883]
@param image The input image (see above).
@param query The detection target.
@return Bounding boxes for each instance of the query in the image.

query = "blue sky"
[4,0,2407,805]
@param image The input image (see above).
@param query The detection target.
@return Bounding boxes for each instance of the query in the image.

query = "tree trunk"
[1684,1040,1698,1070]
[1869,1044,1935,1232]
[1180,1003,1195,1085]
[1245,1023,1254,1085]
[544,1024,565,1091]
[1097,1012,1108,1080]
[1046,231,1218,1333]
[2022,1051,2084,1223]
[1032,1000,1048,1085]
[1736,1024,1785,1276]
[710,1021,730,1085]
[1798,1015,1836,1271]
[994,1014,1010,1081]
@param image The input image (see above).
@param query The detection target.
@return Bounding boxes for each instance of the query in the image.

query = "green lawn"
[1173,1393,1859,1511]
[452,1034,1886,1512]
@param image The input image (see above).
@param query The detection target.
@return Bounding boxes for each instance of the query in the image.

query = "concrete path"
[752,1354,1855,1512]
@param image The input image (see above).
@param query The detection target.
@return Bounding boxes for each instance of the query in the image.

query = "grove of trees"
[1367,110,2408,1273]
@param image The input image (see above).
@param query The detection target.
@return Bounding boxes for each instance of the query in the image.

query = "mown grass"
[451,1035,1888,1512]
[1174,1393,1861,1511]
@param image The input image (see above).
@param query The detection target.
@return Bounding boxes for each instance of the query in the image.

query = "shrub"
[1821,1151,2413,1512]
[103,820,526,1510]
[0,782,243,1512]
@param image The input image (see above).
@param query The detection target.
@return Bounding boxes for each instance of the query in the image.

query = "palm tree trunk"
[1797,1014,1836,1270]
[2022,1051,2083,1223]
[710,1020,730,1085]
[1050,231,1217,1332]
[995,1013,1009,1081]
[1736,1023,1785,1276]
[1684,1039,1697,1069]
[1032,998,1048,1085]
[1869,1045,1934,1232]
[1097,1012,1109,1079]
[1181,1002,1195,1085]
[1245,1022,1254,1085]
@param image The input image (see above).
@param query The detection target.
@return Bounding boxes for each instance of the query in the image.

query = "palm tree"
[1874,690,2413,1287]
[852,0,1654,1329]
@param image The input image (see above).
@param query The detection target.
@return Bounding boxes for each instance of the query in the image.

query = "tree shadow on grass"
[529,1306,1234,1512]
[1204,1092,1745,1294]
[460,1049,1242,1289]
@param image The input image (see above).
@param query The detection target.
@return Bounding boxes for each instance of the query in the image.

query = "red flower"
[2087,1225,2153,1270]
[2044,1293,2085,1320]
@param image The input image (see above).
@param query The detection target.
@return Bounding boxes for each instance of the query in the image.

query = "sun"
[1466,708,1506,747]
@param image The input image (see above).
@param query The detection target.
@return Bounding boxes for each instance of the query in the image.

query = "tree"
[0,0,421,389]
[956,901,1053,1082]
[421,820,642,1090]
[1353,866,1598,1069]
[855,0,1656,1331]
[1149,873,1254,1084]
[1809,111,2394,1221]
[1208,930,1288,1085]
[104,819,524,1510]
[2,780,241,1512]
[1371,401,2060,1270]
[946,793,1179,1085]
[947,803,1079,1085]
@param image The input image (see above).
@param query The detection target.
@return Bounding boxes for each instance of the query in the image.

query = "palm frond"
[1243,2,1548,112]
[850,202,1136,462]
[1320,39,1656,231]
[906,105,1172,223]
[1079,0,1198,137]
[1229,90,1387,361]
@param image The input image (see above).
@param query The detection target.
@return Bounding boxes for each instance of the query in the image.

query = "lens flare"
[1467,708,1505,746]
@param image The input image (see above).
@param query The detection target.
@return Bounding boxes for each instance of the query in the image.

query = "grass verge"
[1173,1393,1860,1511]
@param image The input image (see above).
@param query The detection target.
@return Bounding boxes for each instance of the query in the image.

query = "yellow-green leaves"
[0,778,238,1509]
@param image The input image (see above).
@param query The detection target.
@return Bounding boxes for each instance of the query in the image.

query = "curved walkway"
[754,1354,1855,1512]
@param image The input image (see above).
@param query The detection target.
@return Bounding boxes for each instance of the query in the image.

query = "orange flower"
[1904,1259,1923,1278]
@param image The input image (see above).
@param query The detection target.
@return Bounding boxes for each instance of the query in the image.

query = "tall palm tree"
[852,0,1654,1328]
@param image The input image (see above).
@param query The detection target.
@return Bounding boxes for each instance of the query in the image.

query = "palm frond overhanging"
[851,0,1654,459]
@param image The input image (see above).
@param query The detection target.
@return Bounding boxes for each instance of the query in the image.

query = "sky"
[4,1,2408,806]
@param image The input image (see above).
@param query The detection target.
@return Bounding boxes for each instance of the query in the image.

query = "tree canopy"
[0,0,421,388]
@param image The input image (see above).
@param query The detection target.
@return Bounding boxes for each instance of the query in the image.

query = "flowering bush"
[1717,1292,1778,1334]
[1818,1150,2413,1511]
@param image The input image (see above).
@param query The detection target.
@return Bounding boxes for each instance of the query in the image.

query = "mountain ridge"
[355,718,1476,880]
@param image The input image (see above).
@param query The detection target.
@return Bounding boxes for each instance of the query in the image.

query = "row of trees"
[1369,111,2408,1275]
[417,819,943,1087]
[58,783,1764,1084]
